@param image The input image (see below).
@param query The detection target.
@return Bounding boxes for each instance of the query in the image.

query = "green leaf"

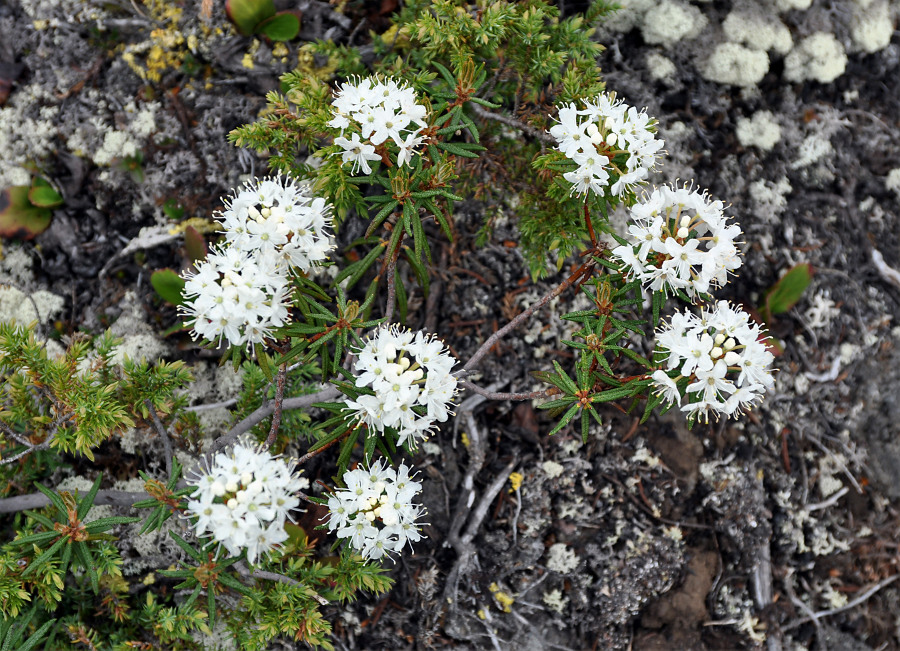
[218,571,254,596]
[22,536,67,577]
[337,426,361,473]
[27,178,64,208]
[551,361,579,394]
[255,343,274,381]
[255,12,300,41]
[548,404,579,436]
[226,0,275,35]
[33,482,67,515]
[169,531,204,562]
[10,530,57,546]
[151,269,187,307]
[83,516,140,533]
[77,474,103,520]
[435,141,482,158]
[652,290,664,330]
[764,263,813,318]
[74,541,99,593]
[432,61,457,87]
[0,186,52,240]
[468,96,501,109]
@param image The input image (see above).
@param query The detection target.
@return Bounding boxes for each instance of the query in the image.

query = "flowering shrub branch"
[0,1,777,647]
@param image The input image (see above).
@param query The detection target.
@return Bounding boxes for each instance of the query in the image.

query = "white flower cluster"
[326,460,425,560]
[611,184,742,299]
[328,77,429,174]
[344,326,457,449]
[651,301,775,421]
[180,177,334,348]
[550,92,664,197]
[186,439,306,564]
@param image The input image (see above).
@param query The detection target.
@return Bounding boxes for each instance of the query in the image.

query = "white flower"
[344,325,458,449]
[217,177,334,274]
[186,438,306,564]
[328,76,429,173]
[180,245,291,348]
[651,301,775,422]
[549,92,663,198]
[611,184,742,300]
[334,132,381,175]
[326,461,426,559]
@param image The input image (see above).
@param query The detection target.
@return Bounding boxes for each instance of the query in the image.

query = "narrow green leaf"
[74,541,99,593]
[33,483,67,516]
[22,536,67,577]
[169,531,204,562]
[255,343,274,381]
[77,474,103,520]
[84,516,140,533]
[765,263,813,316]
[10,530,57,546]
[548,404,579,436]
[432,61,456,87]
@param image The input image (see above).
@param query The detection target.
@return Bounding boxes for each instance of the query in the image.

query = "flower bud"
[724,351,741,366]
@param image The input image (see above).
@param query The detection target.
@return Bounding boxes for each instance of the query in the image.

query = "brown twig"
[145,399,174,477]
[467,102,555,145]
[383,251,399,325]
[263,363,288,450]
[584,201,597,248]
[458,380,552,402]
[295,427,354,466]
[461,260,596,373]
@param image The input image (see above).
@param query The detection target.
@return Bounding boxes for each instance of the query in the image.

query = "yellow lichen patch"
[488,583,515,613]
[118,0,191,83]
[296,43,339,80]
[460,431,470,447]
[508,472,523,493]
[272,42,289,59]
[167,217,218,236]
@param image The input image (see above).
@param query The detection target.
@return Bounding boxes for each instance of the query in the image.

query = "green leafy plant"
[226,0,300,41]
[0,177,62,240]
[760,262,813,324]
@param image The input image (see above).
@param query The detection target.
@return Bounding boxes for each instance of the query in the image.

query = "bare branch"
[145,399,174,477]
[467,102,555,145]
[782,574,900,632]
[462,261,595,373]
[263,363,288,450]
[235,563,329,605]
[458,380,551,402]
[209,385,341,455]
[0,489,148,514]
